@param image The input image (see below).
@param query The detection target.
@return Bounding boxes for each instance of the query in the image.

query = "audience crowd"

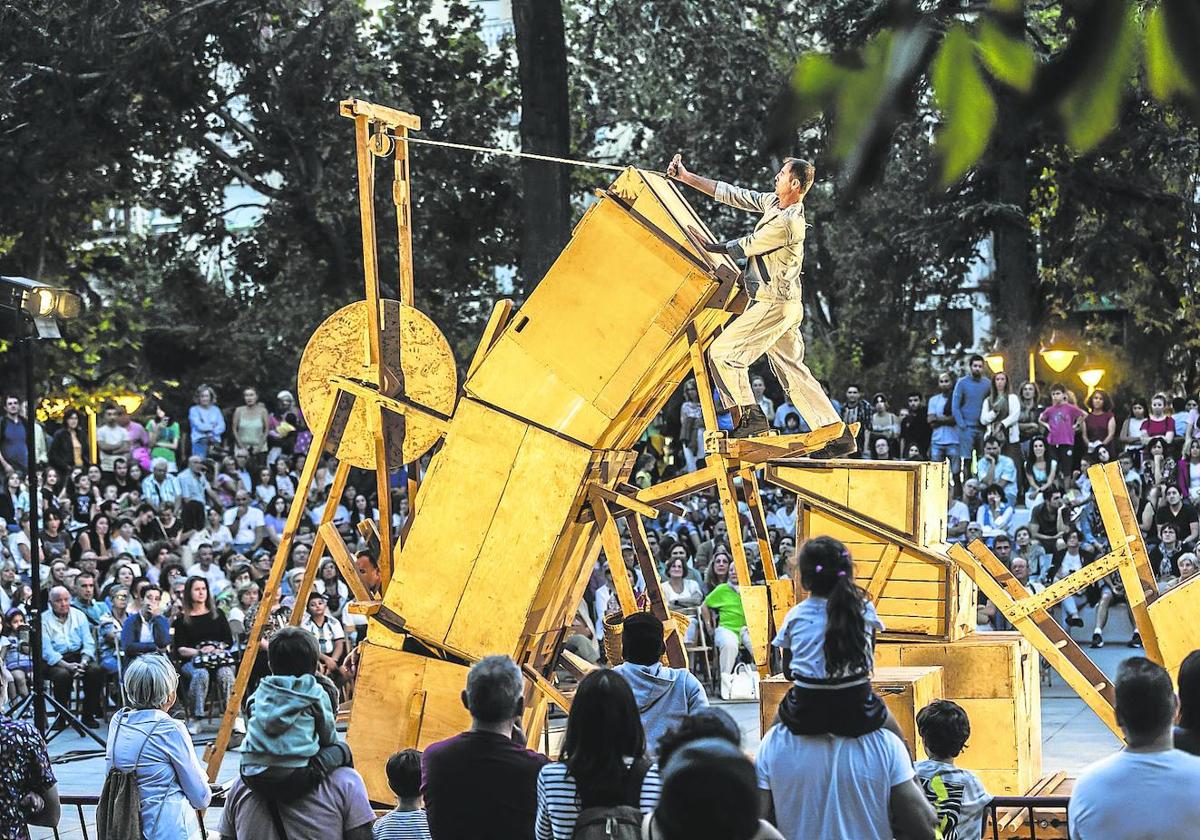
[4,363,1200,838]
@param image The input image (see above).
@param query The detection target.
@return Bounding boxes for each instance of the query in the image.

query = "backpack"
[571,759,650,840]
[97,712,157,840]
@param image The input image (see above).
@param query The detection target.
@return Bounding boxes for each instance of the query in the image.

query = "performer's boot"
[730,405,770,439]
[809,425,858,459]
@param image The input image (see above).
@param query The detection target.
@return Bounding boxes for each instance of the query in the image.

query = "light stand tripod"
[2,292,105,747]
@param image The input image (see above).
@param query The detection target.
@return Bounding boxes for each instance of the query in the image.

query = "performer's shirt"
[713,181,807,302]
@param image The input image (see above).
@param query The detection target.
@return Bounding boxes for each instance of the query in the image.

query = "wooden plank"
[866,544,902,602]
[738,468,777,581]
[625,512,687,668]
[339,97,422,130]
[206,390,350,780]
[591,491,639,617]
[636,467,717,506]
[288,461,352,626]
[686,323,721,435]
[319,521,374,603]
[589,483,661,519]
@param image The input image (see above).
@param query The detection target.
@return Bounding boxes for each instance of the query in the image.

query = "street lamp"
[0,276,99,745]
[1078,363,1106,399]
[1039,337,1078,374]
[984,352,1005,374]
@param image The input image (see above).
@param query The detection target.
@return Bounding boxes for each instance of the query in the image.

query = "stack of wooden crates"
[765,460,1041,795]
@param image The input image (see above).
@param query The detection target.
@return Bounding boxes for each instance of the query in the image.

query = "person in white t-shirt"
[1069,657,1200,840]
[756,722,935,840]
[913,700,990,840]
[223,491,266,554]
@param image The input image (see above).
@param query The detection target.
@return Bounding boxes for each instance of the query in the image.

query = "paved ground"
[30,604,1141,838]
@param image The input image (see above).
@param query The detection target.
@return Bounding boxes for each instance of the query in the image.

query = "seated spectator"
[422,655,548,839]
[184,543,230,595]
[171,576,235,734]
[648,737,780,840]
[1045,529,1091,629]
[42,585,106,729]
[702,562,751,674]
[239,626,352,801]
[1013,526,1048,580]
[974,437,1018,507]
[2,608,32,700]
[0,716,60,839]
[1175,650,1200,756]
[373,749,431,840]
[614,612,707,755]
[1028,487,1069,554]
[224,490,266,555]
[121,584,170,663]
[975,483,1014,542]
[913,700,990,840]
[1069,658,1200,838]
[103,655,211,838]
[301,591,349,690]
[536,669,661,839]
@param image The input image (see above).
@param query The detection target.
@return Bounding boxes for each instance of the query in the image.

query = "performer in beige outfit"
[668,154,854,454]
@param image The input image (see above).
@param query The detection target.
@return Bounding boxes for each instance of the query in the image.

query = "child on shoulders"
[373,748,432,840]
[771,536,905,743]
[239,626,352,802]
[913,700,991,840]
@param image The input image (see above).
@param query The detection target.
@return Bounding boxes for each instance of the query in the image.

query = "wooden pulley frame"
[297,299,457,469]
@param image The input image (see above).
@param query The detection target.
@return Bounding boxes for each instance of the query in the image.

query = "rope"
[388,132,665,175]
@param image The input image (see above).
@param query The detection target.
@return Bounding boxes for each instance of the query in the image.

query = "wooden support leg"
[205,389,354,780]
[624,512,687,668]
[738,467,776,579]
[589,490,639,617]
[373,402,395,590]
[288,461,353,627]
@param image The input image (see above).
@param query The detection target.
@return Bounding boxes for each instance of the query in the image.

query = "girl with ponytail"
[772,535,905,742]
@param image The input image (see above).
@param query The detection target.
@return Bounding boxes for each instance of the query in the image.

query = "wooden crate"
[760,665,944,761]
[875,632,1042,795]
[767,460,976,642]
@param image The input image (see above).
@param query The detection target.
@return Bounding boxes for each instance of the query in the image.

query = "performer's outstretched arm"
[667,154,718,197]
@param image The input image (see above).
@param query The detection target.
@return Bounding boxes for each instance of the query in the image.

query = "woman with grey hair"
[105,654,212,838]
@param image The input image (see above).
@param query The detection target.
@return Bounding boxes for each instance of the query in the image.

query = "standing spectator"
[751,375,775,425]
[702,562,751,674]
[1039,383,1086,474]
[374,749,431,840]
[927,372,960,478]
[119,406,152,472]
[421,655,548,840]
[121,584,170,663]
[268,390,304,462]
[1142,393,1175,447]
[232,387,270,472]
[171,576,235,733]
[1084,389,1117,457]
[1016,381,1044,484]
[0,396,28,477]
[839,384,872,456]
[913,701,990,840]
[42,585,105,728]
[1119,397,1148,461]
[95,404,130,477]
[0,717,59,840]
[614,612,708,755]
[48,408,89,474]
[1178,439,1200,502]
[758,700,934,839]
[952,355,991,471]
[679,380,705,473]
[535,669,661,840]
[147,405,181,473]
[188,385,225,460]
[900,392,931,459]
[981,371,1021,477]
[1069,658,1200,839]
[103,654,211,839]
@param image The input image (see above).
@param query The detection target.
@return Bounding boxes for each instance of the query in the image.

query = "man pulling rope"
[667,154,855,455]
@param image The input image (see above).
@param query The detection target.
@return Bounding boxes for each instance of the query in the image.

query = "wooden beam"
[866,544,902,603]
[287,460,352,627]
[589,483,660,519]
[339,98,422,131]
[588,491,639,617]
[624,512,687,668]
[635,466,718,506]
[318,521,375,604]
[328,375,451,430]
[467,299,514,380]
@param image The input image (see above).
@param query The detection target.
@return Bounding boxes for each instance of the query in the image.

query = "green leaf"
[932,25,997,185]
[831,32,892,161]
[1059,5,1139,151]
[1145,5,1194,102]
[976,20,1036,93]
[992,0,1022,16]
[787,52,849,126]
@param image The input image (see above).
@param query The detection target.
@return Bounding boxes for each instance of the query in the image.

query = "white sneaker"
[233,716,246,736]
[187,720,201,736]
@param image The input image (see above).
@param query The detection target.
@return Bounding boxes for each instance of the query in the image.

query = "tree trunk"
[987,104,1039,386]
[511,0,572,297]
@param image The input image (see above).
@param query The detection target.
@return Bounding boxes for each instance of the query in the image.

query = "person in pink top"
[1039,384,1086,474]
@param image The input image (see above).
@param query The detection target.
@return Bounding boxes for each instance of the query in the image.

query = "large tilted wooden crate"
[760,666,945,761]
[766,460,976,641]
[876,632,1042,795]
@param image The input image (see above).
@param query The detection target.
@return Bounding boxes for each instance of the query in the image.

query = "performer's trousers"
[709,296,840,428]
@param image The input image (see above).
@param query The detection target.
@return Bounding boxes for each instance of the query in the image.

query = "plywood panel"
[1147,576,1200,681]
[847,468,914,534]
[385,399,528,642]
[446,423,592,656]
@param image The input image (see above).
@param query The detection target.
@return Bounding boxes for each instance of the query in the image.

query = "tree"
[511,0,572,294]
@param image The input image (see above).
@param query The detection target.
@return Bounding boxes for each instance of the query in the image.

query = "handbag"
[192,643,235,670]
[720,662,760,701]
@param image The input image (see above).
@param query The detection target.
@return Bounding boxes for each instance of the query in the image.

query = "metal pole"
[22,327,48,734]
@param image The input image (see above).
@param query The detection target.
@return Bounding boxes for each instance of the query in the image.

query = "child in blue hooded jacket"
[239,625,352,802]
